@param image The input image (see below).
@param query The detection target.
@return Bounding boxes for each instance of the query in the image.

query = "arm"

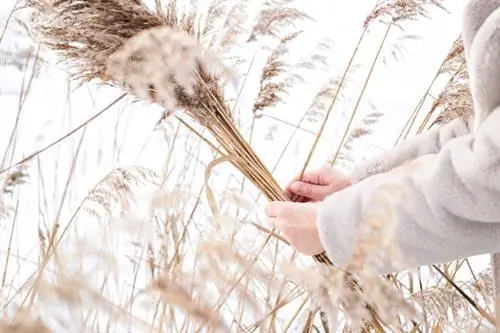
[318,108,500,275]
[351,117,470,182]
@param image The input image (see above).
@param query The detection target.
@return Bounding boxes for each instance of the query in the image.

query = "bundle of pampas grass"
[24,0,335,264]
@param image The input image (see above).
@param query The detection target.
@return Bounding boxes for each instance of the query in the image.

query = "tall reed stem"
[330,24,391,166]
[299,26,368,175]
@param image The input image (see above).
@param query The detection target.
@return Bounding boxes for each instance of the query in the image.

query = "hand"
[266,201,324,256]
[286,165,352,202]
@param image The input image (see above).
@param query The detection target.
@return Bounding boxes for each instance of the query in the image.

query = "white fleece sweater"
[317,0,500,274]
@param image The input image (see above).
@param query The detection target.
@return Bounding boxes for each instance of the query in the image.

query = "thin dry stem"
[364,0,448,28]
[430,39,471,127]
[248,0,310,42]
[253,31,301,116]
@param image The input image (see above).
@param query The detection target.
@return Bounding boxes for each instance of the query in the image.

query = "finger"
[299,169,322,184]
[267,217,278,227]
[283,184,309,202]
[285,170,317,187]
[284,171,319,194]
[290,193,310,203]
[268,218,300,248]
[266,201,292,217]
[291,165,332,186]
[284,177,302,194]
[268,217,287,230]
[310,164,335,185]
[266,202,278,217]
[288,181,329,201]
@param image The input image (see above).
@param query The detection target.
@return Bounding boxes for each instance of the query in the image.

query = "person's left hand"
[266,201,325,256]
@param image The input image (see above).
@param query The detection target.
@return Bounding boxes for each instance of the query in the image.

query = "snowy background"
[0,0,490,331]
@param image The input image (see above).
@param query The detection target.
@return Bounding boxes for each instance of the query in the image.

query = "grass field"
[0,0,495,332]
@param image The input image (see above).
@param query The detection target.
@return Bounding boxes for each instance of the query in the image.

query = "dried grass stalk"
[253,31,301,116]
[0,309,52,333]
[248,0,310,41]
[364,0,447,28]
[1,164,28,218]
[430,39,472,127]
[25,0,332,265]
[27,0,165,82]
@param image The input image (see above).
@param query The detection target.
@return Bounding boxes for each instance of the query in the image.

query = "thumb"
[300,165,332,185]
[290,181,330,201]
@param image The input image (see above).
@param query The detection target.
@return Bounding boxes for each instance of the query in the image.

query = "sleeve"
[351,117,470,182]
[317,108,500,275]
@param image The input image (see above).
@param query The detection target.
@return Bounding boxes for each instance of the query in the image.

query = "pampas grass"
[25,0,334,266]
[2,0,498,332]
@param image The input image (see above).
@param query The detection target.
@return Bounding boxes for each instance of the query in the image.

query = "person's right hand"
[286,165,352,202]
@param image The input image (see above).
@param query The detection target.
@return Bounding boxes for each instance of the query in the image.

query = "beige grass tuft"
[0,164,28,218]
[364,0,448,28]
[430,38,472,127]
[253,31,301,116]
[27,0,166,83]
[0,309,52,333]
